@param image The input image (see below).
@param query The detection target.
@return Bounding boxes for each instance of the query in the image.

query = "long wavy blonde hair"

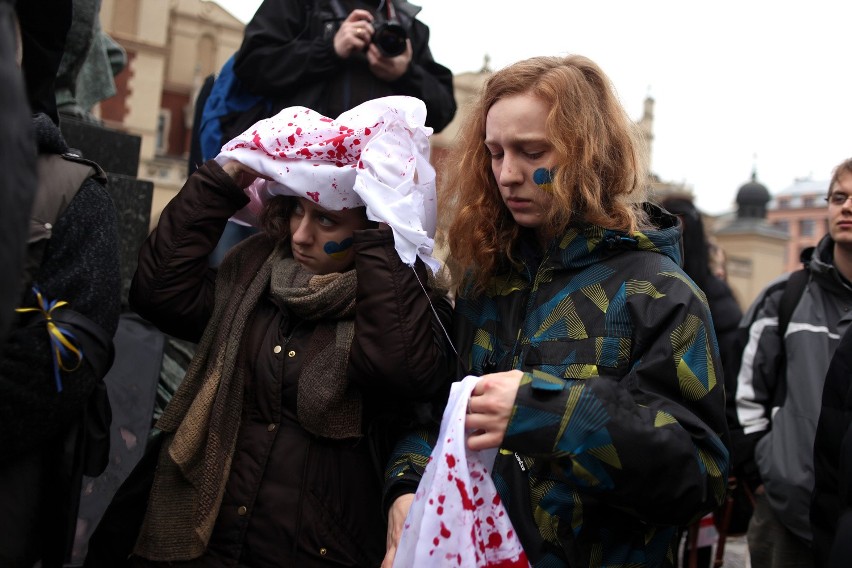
[438,55,649,293]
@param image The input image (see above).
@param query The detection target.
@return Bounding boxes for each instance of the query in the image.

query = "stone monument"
[56,0,126,123]
[59,116,160,566]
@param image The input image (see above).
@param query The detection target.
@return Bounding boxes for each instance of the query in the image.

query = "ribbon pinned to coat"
[16,286,83,392]
[393,375,530,568]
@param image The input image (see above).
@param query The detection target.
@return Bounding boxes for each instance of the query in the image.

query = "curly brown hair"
[260,196,296,241]
[438,55,650,293]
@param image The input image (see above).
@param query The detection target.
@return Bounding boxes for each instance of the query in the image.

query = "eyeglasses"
[825,192,852,206]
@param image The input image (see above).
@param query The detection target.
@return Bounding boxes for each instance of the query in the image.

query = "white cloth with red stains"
[393,375,530,568]
[215,95,439,272]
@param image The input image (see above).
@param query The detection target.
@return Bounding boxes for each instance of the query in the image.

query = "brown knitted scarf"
[270,256,361,439]
[134,239,360,561]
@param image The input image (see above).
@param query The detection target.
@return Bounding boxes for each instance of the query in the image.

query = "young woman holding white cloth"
[383,57,730,568]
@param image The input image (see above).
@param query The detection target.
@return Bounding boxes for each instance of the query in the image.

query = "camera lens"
[372,21,407,57]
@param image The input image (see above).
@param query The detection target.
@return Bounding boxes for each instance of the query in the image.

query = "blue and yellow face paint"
[323,237,354,260]
[533,167,555,191]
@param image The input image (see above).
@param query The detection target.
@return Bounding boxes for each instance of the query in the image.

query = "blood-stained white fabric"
[215,96,439,272]
[393,375,530,568]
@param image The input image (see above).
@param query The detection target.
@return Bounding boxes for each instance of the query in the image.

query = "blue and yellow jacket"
[386,205,730,567]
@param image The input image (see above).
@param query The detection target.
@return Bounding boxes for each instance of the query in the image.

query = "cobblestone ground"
[720,535,749,568]
[679,534,749,568]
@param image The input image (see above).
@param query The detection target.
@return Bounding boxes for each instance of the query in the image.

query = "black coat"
[233,0,457,132]
[0,114,120,567]
[127,161,453,567]
[811,325,852,567]
[701,274,744,442]
[0,0,37,342]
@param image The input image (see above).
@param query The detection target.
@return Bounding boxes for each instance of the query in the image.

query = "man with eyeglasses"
[729,158,852,568]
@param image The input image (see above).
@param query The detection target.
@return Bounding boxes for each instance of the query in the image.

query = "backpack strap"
[769,265,810,410]
[778,267,809,340]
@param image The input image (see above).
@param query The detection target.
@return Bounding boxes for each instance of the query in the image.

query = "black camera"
[372,0,407,57]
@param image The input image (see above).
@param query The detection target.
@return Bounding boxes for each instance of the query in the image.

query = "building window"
[197,34,217,79]
[778,198,790,209]
[803,196,815,208]
[799,219,816,237]
[156,109,171,154]
[774,220,790,233]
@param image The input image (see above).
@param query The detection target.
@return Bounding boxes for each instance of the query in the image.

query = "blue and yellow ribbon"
[16,287,84,392]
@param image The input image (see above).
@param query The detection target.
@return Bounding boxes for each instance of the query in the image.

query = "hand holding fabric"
[221,160,271,189]
[391,375,529,567]
[465,370,523,451]
[216,95,439,272]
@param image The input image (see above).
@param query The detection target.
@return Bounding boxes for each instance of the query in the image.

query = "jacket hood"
[551,202,682,271]
[808,234,852,293]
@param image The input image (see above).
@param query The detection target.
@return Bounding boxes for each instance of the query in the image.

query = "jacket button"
[319,548,328,556]
[288,350,296,358]
[238,505,247,516]
[273,345,282,354]
[267,423,276,432]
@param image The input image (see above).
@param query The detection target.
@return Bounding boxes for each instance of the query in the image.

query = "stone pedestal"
[58,117,161,566]
[59,116,153,306]
[60,116,140,176]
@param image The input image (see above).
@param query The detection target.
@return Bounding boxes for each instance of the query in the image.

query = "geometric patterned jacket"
[385,205,730,567]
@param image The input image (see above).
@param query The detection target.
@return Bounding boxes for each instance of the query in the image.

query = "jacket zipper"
[511,246,552,368]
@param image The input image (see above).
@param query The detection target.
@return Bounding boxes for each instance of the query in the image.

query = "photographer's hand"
[367,40,412,82]
[334,9,374,58]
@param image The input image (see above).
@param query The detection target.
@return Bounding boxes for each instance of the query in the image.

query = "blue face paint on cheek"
[323,237,353,260]
[533,167,555,191]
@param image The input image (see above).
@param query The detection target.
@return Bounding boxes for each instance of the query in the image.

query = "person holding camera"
[233,0,456,133]
[207,0,456,268]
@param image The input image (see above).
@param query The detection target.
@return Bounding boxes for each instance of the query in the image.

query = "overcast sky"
[212,0,851,215]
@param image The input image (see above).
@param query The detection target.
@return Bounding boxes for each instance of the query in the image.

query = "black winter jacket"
[128,161,452,567]
[0,113,120,567]
[812,325,852,567]
[233,0,456,132]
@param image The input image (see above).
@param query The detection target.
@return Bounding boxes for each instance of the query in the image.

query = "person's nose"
[291,215,313,246]
[497,154,523,187]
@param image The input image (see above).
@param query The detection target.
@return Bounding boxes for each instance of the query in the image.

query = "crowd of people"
[2,1,852,568]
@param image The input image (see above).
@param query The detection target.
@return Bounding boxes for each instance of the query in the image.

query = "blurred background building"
[97,0,244,228]
[90,0,834,312]
[767,177,830,272]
